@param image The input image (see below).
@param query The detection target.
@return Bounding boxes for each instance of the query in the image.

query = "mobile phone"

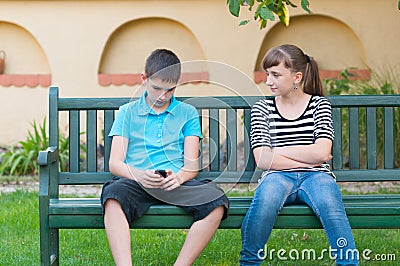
[155,169,167,178]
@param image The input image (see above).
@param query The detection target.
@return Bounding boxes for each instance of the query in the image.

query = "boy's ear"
[141,73,147,83]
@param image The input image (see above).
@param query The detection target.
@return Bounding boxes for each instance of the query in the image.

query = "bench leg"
[40,227,59,266]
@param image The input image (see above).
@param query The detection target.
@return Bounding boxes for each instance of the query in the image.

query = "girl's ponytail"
[303,56,324,96]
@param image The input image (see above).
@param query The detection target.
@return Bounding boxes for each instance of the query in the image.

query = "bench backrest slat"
[49,87,59,148]
[58,98,129,110]
[226,109,238,171]
[209,109,220,171]
[49,87,400,186]
[69,110,81,172]
[384,107,395,169]
[332,108,343,169]
[329,95,400,106]
[86,110,98,172]
[243,109,254,171]
[366,107,377,169]
[198,109,203,171]
[104,110,115,172]
[349,107,360,169]
[49,88,60,197]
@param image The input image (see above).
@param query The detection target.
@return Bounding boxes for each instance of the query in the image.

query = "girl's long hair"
[262,44,324,96]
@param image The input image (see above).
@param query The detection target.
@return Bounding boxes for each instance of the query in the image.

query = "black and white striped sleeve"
[313,97,334,141]
[250,100,272,149]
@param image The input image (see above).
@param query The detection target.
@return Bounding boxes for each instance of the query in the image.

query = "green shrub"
[324,66,400,168]
[324,68,357,96]
[0,118,70,176]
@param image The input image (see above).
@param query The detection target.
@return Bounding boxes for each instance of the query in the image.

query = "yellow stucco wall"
[0,0,399,145]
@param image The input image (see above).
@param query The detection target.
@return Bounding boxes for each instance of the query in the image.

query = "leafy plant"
[352,66,400,168]
[227,0,311,29]
[323,68,357,96]
[0,119,48,176]
[0,118,71,176]
[324,66,400,168]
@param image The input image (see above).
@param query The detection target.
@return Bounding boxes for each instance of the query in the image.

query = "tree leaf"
[228,0,241,17]
[398,0,400,10]
[301,0,311,14]
[259,19,268,29]
[284,0,297,8]
[259,6,275,20]
[239,20,250,26]
[248,0,255,11]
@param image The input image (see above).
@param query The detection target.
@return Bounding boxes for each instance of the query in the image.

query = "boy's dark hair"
[145,49,181,84]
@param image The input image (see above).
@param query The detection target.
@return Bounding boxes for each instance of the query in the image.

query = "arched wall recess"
[254,15,370,84]
[0,21,51,87]
[98,17,208,86]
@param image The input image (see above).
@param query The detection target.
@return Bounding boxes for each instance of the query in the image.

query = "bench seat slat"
[49,195,400,216]
[48,214,400,229]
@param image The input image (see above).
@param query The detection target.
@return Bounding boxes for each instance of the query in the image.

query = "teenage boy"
[101,49,229,266]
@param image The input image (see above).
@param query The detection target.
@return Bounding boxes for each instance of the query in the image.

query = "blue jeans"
[240,171,358,265]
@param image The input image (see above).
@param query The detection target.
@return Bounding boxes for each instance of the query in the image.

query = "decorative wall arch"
[98,17,208,86]
[0,21,51,87]
[254,15,370,83]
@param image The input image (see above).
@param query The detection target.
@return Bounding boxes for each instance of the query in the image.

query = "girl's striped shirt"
[250,95,335,178]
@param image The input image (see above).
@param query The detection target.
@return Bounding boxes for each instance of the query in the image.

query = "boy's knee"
[104,198,122,212]
[205,205,225,223]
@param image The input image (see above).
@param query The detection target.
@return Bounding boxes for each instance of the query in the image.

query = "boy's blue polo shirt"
[108,91,202,173]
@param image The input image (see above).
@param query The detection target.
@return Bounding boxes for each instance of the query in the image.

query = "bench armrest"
[38,146,58,166]
[38,146,58,198]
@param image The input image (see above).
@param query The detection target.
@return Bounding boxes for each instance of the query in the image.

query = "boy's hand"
[160,170,182,191]
[135,170,164,188]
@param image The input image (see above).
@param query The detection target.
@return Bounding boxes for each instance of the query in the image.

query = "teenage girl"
[240,44,358,266]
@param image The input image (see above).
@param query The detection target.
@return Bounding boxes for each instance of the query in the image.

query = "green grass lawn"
[0,189,399,265]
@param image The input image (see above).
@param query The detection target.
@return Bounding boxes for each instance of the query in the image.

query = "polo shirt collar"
[137,91,179,116]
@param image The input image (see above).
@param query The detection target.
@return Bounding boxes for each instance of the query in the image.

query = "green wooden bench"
[39,86,400,265]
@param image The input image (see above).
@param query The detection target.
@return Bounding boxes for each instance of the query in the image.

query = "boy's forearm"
[109,160,140,181]
[176,169,198,184]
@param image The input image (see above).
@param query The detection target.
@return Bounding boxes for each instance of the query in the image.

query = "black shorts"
[101,177,229,225]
